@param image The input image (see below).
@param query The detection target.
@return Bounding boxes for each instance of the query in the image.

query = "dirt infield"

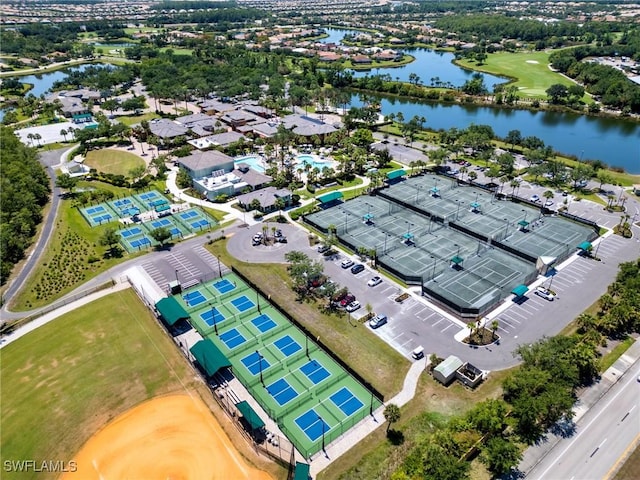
[62,394,274,480]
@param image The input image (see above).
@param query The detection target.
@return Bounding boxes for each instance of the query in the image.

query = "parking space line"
[508,310,528,320]
[432,318,444,327]
[441,324,454,333]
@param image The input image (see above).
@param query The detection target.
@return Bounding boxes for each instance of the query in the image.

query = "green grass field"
[457,50,578,98]
[0,289,204,480]
[84,148,145,176]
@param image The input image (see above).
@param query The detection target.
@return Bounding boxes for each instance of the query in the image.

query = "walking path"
[309,356,426,476]
[0,281,130,349]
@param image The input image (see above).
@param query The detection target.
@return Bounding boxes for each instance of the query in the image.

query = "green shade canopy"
[517,219,530,227]
[317,191,343,204]
[126,207,141,216]
[363,213,374,221]
[470,201,480,209]
[72,113,92,120]
[155,204,171,213]
[151,199,169,207]
[451,255,464,264]
[511,284,528,297]
[386,169,406,180]
[430,186,440,194]
[293,462,310,480]
[577,241,592,251]
[235,401,265,430]
[155,297,189,326]
[403,232,414,240]
[189,339,231,377]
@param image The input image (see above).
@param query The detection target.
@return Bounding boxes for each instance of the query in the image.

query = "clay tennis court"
[62,394,274,480]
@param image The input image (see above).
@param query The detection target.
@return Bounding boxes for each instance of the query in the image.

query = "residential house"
[236,186,292,213]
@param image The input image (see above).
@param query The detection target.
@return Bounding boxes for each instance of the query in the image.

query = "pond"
[351,94,640,173]
[319,28,507,90]
[12,63,107,98]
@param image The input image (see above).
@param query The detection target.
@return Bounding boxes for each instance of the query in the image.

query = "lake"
[351,94,640,173]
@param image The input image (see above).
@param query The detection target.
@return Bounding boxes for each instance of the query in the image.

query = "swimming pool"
[234,155,266,173]
[296,154,336,171]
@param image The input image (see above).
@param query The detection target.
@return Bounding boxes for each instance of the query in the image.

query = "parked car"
[367,276,382,287]
[339,294,356,307]
[276,235,287,243]
[544,200,554,207]
[252,238,261,246]
[369,314,388,329]
[345,301,361,312]
[341,259,354,269]
[350,264,365,274]
[317,244,330,254]
[534,286,555,301]
[530,194,540,202]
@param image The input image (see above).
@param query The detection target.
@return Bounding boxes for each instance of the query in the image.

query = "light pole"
[456,200,461,220]
[343,210,348,234]
[256,350,264,387]
[216,255,222,278]
[430,255,436,281]
[317,415,326,451]
[455,243,460,259]
[305,335,309,358]
[210,304,219,336]
[503,217,509,238]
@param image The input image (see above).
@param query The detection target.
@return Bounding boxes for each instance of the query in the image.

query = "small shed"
[433,355,464,385]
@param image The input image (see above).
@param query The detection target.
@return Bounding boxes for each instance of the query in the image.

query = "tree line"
[0,127,51,285]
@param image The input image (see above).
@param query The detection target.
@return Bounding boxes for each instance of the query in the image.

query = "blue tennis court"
[190,219,209,228]
[151,218,172,228]
[295,409,330,442]
[113,199,133,209]
[93,214,112,223]
[273,335,302,357]
[299,360,331,385]
[219,328,246,349]
[180,210,198,220]
[138,192,158,201]
[200,307,226,326]
[128,237,151,248]
[267,378,299,406]
[251,314,277,333]
[86,206,105,215]
[231,295,255,312]
[121,227,143,238]
[184,290,207,307]
[213,279,235,294]
[241,351,271,375]
[330,387,364,416]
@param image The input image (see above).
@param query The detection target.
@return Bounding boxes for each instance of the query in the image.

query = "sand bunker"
[62,394,274,480]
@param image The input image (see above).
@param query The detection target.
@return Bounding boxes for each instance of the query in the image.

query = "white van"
[411,346,424,359]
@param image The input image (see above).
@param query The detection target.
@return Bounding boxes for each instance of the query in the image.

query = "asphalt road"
[525,358,640,480]
[2,147,70,307]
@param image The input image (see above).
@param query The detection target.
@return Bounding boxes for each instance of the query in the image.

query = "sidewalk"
[0,282,130,349]
[519,337,640,474]
[309,356,426,476]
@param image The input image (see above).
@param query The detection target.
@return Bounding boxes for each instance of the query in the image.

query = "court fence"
[128,278,299,471]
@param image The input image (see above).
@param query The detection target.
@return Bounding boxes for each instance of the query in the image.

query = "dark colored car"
[350,264,365,274]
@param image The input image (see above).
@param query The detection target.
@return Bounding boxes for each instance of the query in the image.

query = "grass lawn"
[117,112,160,126]
[456,50,578,98]
[205,240,409,399]
[0,289,285,480]
[319,367,513,480]
[84,148,145,176]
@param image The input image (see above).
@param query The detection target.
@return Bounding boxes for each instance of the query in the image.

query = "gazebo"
[450,255,464,268]
[511,284,528,298]
[517,219,530,231]
[470,201,481,213]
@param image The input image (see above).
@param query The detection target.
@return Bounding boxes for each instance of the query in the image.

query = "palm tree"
[491,320,499,340]
[27,133,34,146]
[383,404,401,433]
[34,133,42,147]
[543,190,554,210]
[467,321,476,340]
[60,129,68,142]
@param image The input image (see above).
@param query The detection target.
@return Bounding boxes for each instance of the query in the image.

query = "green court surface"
[305,174,597,316]
[176,272,382,458]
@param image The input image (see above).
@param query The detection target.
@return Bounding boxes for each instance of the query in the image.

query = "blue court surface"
[267,378,299,406]
[184,290,207,307]
[151,218,172,228]
[251,314,277,333]
[295,409,330,442]
[190,219,209,228]
[86,206,105,215]
[200,307,226,326]
[241,351,271,375]
[299,360,331,385]
[121,227,143,238]
[219,328,246,349]
[138,192,158,201]
[213,278,235,294]
[273,335,302,357]
[128,237,151,248]
[330,387,364,416]
[231,295,255,312]
[180,210,198,219]
[92,214,112,223]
